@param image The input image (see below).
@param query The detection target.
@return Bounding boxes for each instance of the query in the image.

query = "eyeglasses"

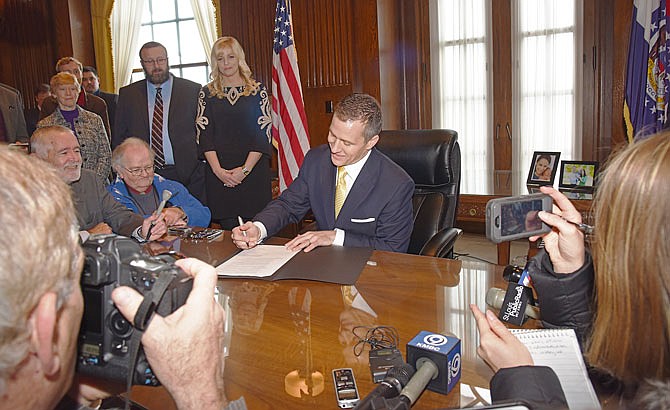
[124,165,154,176]
[141,57,168,66]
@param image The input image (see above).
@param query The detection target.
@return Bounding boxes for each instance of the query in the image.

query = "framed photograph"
[558,161,599,192]
[526,151,561,186]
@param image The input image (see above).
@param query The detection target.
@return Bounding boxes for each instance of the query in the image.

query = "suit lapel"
[323,162,338,227]
[138,80,150,139]
[337,150,380,222]
[167,78,178,133]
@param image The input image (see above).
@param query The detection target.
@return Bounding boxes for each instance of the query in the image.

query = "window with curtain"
[430,0,582,195]
[429,0,493,195]
[512,0,582,193]
[130,0,210,85]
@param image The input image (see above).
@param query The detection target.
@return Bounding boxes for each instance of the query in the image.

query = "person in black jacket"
[471,133,670,409]
[82,66,118,137]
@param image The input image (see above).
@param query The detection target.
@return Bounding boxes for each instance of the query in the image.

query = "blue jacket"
[108,175,211,227]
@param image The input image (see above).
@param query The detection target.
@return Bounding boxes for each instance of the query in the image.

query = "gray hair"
[30,125,75,158]
[0,148,82,393]
[111,137,155,173]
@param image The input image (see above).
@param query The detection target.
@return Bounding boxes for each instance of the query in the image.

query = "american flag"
[272,0,310,191]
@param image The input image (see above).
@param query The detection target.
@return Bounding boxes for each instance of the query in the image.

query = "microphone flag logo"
[423,334,449,347]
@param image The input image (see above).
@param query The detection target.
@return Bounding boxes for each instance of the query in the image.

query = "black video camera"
[77,234,193,385]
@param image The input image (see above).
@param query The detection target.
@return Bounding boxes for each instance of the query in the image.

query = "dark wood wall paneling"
[0,0,93,109]
[1,0,633,158]
[0,0,60,109]
[582,0,598,162]
[491,0,513,194]
[376,0,430,130]
[610,0,633,151]
[66,0,95,70]
[297,0,355,148]
[220,0,380,148]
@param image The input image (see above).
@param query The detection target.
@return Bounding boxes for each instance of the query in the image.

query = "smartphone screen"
[486,194,552,243]
[499,199,544,236]
[333,368,359,408]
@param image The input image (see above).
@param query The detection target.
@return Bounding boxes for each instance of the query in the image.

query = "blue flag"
[624,0,670,141]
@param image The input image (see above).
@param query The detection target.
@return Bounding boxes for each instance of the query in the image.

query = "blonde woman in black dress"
[197,36,272,229]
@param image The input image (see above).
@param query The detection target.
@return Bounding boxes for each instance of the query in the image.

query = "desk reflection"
[132,235,525,409]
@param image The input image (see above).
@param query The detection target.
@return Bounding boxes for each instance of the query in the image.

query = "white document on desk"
[510,328,601,410]
[215,245,299,278]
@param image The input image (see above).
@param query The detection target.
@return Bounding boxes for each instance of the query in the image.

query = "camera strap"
[123,274,174,410]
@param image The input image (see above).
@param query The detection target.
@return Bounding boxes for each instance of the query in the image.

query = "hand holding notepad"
[510,328,601,410]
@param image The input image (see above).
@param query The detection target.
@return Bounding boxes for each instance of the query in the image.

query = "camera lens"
[109,310,132,337]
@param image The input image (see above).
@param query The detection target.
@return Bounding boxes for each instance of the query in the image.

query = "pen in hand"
[146,190,172,240]
[562,218,594,235]
[238,216,247,237]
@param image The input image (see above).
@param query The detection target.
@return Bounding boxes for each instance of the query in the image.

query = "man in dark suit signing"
[232,93,414,253]
[113,41,205,202]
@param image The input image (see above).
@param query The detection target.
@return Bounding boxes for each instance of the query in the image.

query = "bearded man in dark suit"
[113,41,205,203]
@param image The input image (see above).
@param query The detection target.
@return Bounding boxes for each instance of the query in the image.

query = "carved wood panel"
[220,0,378,148]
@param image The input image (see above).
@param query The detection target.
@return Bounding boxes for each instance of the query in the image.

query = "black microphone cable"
[353,363,415,410]
[351,325,399,357]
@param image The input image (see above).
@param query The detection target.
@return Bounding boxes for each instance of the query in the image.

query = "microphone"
[145,190,172,240]
[155,189,173,215]
[398,358,438,406]
[486,287,540,320]
[398,331,461,407]
[353,363,414,410]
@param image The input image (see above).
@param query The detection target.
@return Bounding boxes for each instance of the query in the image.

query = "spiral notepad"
[510,328,601,410]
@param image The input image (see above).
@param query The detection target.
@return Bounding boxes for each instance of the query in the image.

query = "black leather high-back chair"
[376,129,462,258]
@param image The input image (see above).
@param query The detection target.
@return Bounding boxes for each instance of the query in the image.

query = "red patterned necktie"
[151,87,165,167]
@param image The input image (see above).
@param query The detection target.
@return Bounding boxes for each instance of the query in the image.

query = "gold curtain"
[90,0,115,92]
[214,0,221,36]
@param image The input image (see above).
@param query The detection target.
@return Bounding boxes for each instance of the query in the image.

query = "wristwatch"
[242,167,250,176]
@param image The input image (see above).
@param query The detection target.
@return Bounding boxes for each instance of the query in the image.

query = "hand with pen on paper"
[141,189,172,241]
[140,213,168,241]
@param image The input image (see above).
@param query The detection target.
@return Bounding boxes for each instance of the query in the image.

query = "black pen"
[145,190,172,241]
[145,221,156,241]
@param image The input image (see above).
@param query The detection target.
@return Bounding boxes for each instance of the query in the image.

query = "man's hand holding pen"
[141,214,167,241]
[232,221,261,249]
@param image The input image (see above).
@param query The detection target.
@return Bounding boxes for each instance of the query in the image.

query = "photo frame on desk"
[558,160,599,192]
[526,151,560,186]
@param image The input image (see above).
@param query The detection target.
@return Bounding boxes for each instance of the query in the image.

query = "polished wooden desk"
[130,233,533,409]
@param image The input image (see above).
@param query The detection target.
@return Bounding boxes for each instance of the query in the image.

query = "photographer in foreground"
[471,133,670,409]
[0,148,239,409]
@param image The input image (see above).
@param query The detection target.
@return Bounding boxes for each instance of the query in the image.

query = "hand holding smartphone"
[486,194,552,243]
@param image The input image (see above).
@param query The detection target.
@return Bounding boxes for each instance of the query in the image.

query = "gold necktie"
[334,166,348,218]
